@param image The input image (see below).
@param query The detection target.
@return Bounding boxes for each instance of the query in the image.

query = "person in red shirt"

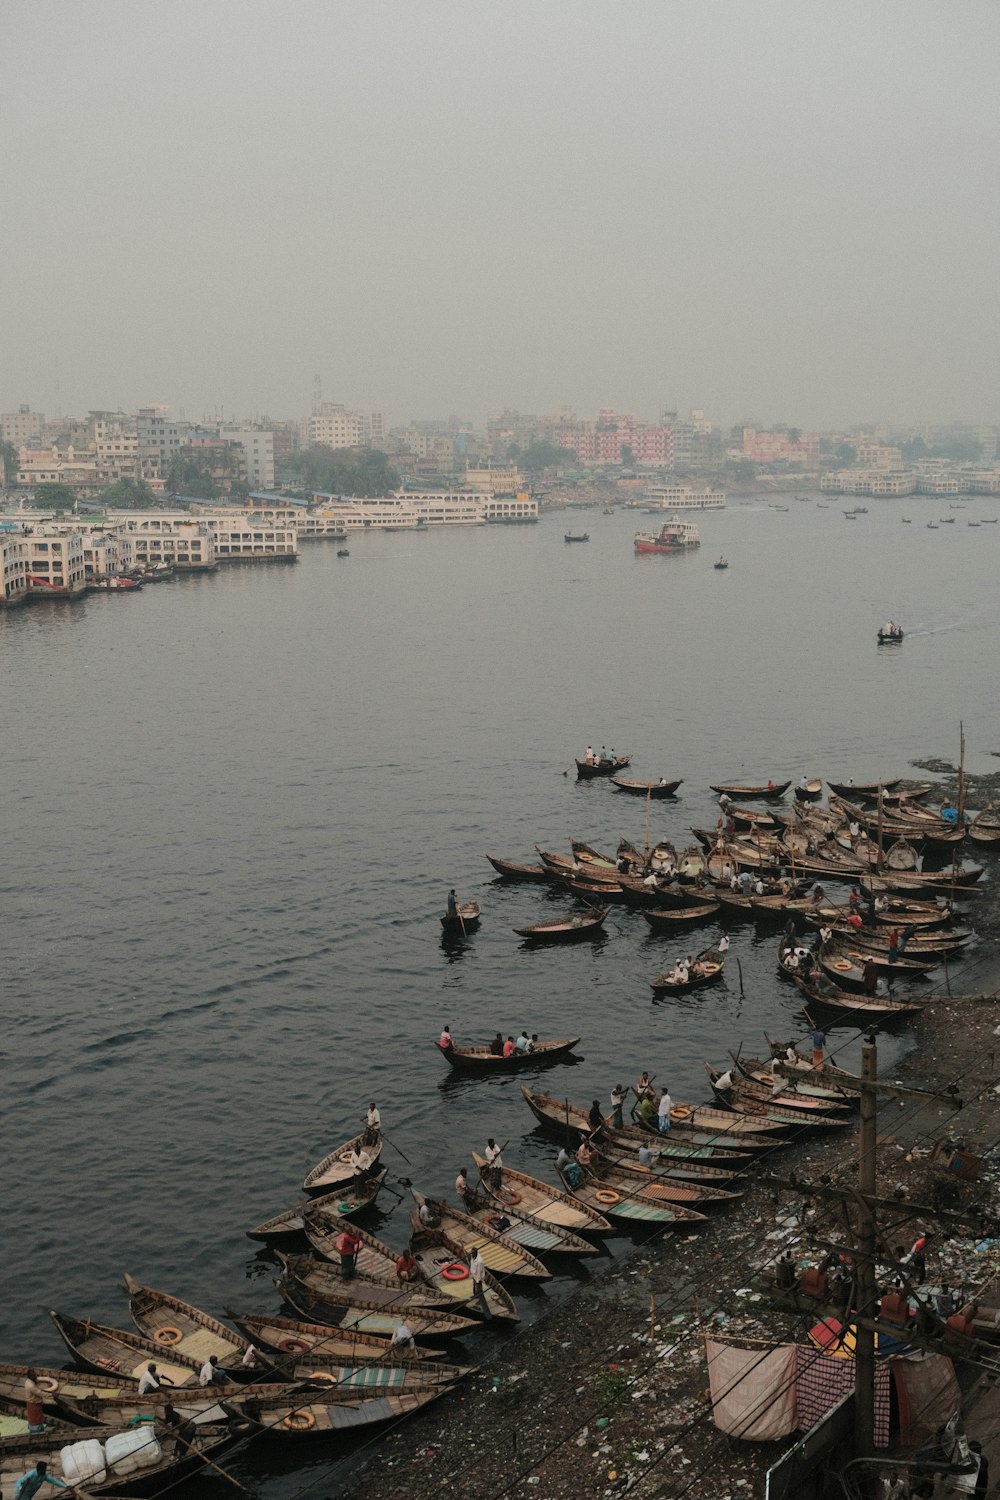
[395,1249,418,1282]
[887,928,901,962]
[336,1228,363,1280]
[848,909,864,929]
[502,1036,517,1058]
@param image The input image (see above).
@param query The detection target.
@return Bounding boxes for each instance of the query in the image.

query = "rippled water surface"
[2,496,999,1491]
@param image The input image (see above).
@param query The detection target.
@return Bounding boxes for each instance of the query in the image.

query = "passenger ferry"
[643,483,725,511]
[634,516,701,554]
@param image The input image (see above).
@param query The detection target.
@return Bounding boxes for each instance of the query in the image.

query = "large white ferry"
[643,483,725,511]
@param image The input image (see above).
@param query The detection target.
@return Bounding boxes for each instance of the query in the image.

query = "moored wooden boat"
[520,1084,785,1146]
[273,1281,478,1339]
[969,804,1000,846]
[709,1063,852,1113]
[0,1422,237,1497]
[38,1381,287,1429]
[278,1249,518,1323]
[588,1151,743,1205]
[861,867,983,895]
[554,1164,708,1226]
[49,1310,206,1387]
[610,777,683,797]
[303,1129,384,1194]
[486,855,551,881]
[122,1274,258,1375]
[514,908,608,942]
[222,1384,450,1439]
[703,1069,849,1129]
[440,901,480,935]
[224,1311,443,1363]
[794,779,824,802]
[642,902,720,930]
[575,755,631,779]
[436,1035,581,1072]
[710,781,791,800]
[793,972,925,1018]
[462,1198,599,1256]
[827,780,902,800]
[559,873,630,902]
[469,1153,611,1233]
[409,1192,551,1279]
[650,950,725,993]
[731,1053,859,1102]
[247,1170,388,1242]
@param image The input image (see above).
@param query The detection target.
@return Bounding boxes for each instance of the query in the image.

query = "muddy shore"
[339,778,1000,1500]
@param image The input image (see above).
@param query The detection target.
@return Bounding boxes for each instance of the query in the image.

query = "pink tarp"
[894,1354,960,1447]
[705,1338,798,1440]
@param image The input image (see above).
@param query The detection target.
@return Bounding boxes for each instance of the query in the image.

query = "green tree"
[165,455,218,499]
[519,440,574,470]
[280,445,401,497]
[620,442,636,467]
[834,443,857,465]
[0,438,18,487]
[33,482,78,511]
[786,427,802,445]
[725,458,757,483]
[97,477,157,510]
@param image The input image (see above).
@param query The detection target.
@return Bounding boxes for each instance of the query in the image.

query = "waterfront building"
[643,482,726,511]
[308,489,536,529]
[738,429,820,467]
[24,529,87,597]
[0,405,45,447]
[81,529,136,580]
[464,463,525,496]
[820,470,917,496]
[126,521,217,571]
[0,532,29,605]
[115,510,296,562]
[15,446,101,491]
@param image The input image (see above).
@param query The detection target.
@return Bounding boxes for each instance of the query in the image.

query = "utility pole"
[854,1033,878,1460]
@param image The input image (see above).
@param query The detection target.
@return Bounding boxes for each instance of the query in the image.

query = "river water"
[2,494,998,1491]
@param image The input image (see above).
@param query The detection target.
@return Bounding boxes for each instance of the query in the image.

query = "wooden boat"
[247,1172,388,1242]
[224,1311,442,1363]
[703,1069,848,1130]
[409,1192,550,1279]
[470,1153,611,1232]
[0,1423,237,1497]
[581,1134,743,1186]
[222,1385,449,1439]
[555,1164,708,1226]
[295,1215,521,1321]
[537,849,618,882]
[794,972,925,1018]
[559,873,630,903]
[336,548,349,557]
[564,532,589,543]
[794,779,824,802]
[274,1281,478,1340]
[514,908,608,942]
[49,1310,207,1387]
[877,628,904,642]
[278,1250,517,1324]
[575,755,631,779]
[436,1035,580,1072]
[822,925,970,959]
[969,804,1000,846]
[736,1052,860,1100]
[462,1197,599,1257]
[122,1274,261,1376]
[520,1085,786,1146]
[826,780,902,800]
[642,902,720,930]
[814,897,958,929]
[303,1129,383,1194]
[34,1381,288,1430]
[573,838,641,867]
[650,950,725,993]
[486,855,550,881]
[710,1063,852,1113]
[610,777,683,797]
[587,1151,742,1205]
[714,558,728,569]
[440,901,480,935]
[711,781,791,800]
[0,1364,262,1428]
[861,867,983,895]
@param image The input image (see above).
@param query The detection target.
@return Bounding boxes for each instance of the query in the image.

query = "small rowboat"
[710,1063,852,1113]
[564,532,589,543]
[732,1053,859,1102]
[303,1129,383,1194]
[520,1085,784,1147]
[589,1151,743,1205]
[555,1165,708,1227]
[486,855,551,881]
[514,908,608,942]
[827,780,902,800]
[710,781,791,800]
[247,1171,388,1241]
[410,1192,551,1279]
[470,1153,612,1232]
[575,755,631,779]
[224,1310,443,1363]
[37,1380,289,1430]
[610,777,683,797]
[703,1069,848,1130]
[436,1036,581,1072]
[536,848,619,881]
[463,1198,599,1257]
[969,804,1000,846]
[222,1385,451,1439]
[441,901,480,935]
[861,867,983,895]
[122,1274,258,1375]
[643,902,720,930]
[877,628,904,642]
[49,1309,208,1386]
[274,1280,479,1339]
[794,973,924,1018]
[279,1249,520,1323]
[794,778,824,802]
[650,951,725,993]
[0,1418,236,1497]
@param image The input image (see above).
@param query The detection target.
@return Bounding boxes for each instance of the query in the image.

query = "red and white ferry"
[633,516,701,555]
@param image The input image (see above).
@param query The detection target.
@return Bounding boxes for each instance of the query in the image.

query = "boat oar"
[381,1131,413,1166]
[171,1432,249,1492]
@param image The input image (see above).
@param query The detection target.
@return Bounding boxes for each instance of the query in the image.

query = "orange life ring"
[670,1106,691,1120]
[278,1337,310,1355]
[338,1150,353,1163]
[282,1409,316,1430]
[154,1326,183,1346]
[595,1189,620,1205]
[832,960,852,971]
[498,1189,522,1206]
[441,1262,469,1281]
[36,1377,59,1393]
[305,1371,336,1385]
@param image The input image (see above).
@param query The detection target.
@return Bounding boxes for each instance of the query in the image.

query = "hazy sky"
[2,1,998,430]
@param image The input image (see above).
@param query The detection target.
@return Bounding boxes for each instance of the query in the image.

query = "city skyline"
[2,1,998,429]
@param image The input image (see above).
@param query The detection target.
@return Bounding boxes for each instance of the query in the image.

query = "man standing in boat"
[484,1137,504,1190]
[446,888,459,920]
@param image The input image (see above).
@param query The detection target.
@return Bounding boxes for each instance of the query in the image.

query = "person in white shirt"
[350,1146,372,1179]
[469,1248,487,1299]
[138,1363,172,1395]
[484,1138,503,1190]
[718,934,730,954]
[198,1355,226,1387]
[363,1103,381,1145]
[514,1032,529,1052]
[657,1090,673,1133]
[390,1320,415,1352]
[240,1344,258,1369]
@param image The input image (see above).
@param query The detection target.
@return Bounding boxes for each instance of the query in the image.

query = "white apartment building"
[81,529,136,580]
[16,446,101,490]
[218,426,275,489]
[0,405,45,447]
[308,404,364,450]
[126,522,217,571]
[24,530,87,597]
[0,532,29,605]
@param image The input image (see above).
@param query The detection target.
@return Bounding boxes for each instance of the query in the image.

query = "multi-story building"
[91,412,140,481]
[738,429,820,467]
[0,405,45,447]
[218,426,276,489]
[136,407,191,477]
[80,529,136,580]
[820,470,917,496]
[464,463,525,496]
[115,511,297,563]
[15,446,101,492]
[0,530,29,605]
[308,403,364,450]
[23,528,88,597]
[554,410,674,467]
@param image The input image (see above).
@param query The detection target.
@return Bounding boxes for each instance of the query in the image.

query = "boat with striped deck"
[122,1274,263,1374]
[703,1069,851,1129]
[49,1310,216,1386]
[469,1153,611,1232]
[555,1164,708,1226]
[222,1385,450,1439]
[227,1307,452,1355]
[462,1199,599,1256]
[278,1250,517,1325]
[588,1150,743,1205]
[409,1192,551,1279]
[246,1170,388,1243]
[302,1129,384,1194]
[520,1085,784,1150]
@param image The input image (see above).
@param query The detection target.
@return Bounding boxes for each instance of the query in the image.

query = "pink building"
[741,429,819,467]
[555,411,673,467]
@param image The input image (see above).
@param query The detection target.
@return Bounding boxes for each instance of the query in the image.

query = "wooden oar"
[381,1131,413,1166]
[171,1430,249,1491]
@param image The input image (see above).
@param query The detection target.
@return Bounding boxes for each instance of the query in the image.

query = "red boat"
[634,517,700,555]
